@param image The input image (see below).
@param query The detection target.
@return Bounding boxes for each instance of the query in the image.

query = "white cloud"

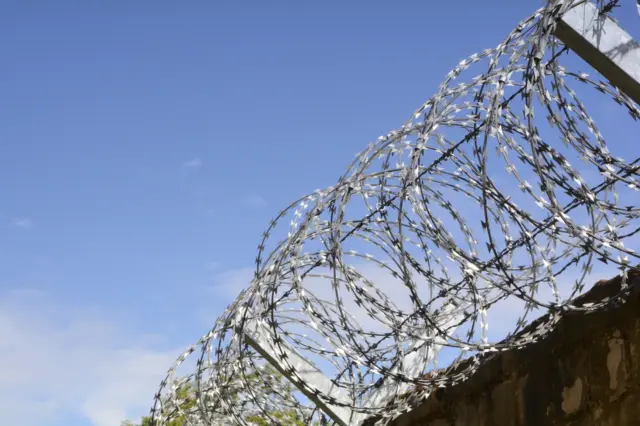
[13,217,34,229]
[209,262,621,370]
[205,261,221,271]
[208,267,254,305]
[182,158,202,170]
[241,195,267,209]
[0,289,180,426]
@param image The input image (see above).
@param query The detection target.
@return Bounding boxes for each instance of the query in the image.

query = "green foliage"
[245,409,307,426]
[121,380,194,426]
[120,417,151,426]
[122,365,316,426]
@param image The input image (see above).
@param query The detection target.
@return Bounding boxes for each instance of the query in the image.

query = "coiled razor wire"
[151,1,639,425]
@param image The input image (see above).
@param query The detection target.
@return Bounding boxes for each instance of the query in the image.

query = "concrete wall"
[385,270,640,426]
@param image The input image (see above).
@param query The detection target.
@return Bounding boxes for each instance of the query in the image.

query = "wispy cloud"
[211,267,254,294]
[204,261,221,271]
[197,267,254,324]
[13,218,34,229]
[208,263,620,371]
[182,158,202,170]
[0,289,180,426]
[241,195,267,209]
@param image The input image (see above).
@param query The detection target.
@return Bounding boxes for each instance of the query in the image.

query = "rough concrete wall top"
[383,269,640,426]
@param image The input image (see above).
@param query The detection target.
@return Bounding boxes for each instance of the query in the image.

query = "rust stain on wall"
[561,377,582,414]
[607,330,623,391]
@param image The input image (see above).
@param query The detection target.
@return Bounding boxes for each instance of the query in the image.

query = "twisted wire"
[151,1,640,425]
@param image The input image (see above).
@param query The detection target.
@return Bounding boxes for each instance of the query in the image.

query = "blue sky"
[1,2,639,425]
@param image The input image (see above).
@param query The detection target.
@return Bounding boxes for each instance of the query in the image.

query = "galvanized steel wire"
[151,2,640,425]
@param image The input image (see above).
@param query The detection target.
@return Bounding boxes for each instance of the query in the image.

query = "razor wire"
[151,1,640,425]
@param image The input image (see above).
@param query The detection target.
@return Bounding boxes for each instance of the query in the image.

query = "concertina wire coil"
[151,1,640,425]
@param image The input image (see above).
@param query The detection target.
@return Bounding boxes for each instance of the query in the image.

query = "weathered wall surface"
[387,270,640,426]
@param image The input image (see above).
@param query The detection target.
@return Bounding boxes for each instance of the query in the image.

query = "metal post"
[241,317,353,426]
[350,302,463,425]
[241,303,462,426]
[554,1,640,105]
